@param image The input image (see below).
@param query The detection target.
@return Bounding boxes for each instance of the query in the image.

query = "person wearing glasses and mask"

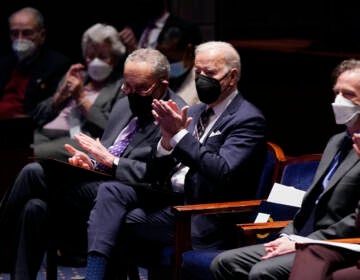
[81,41,266,280]
[32,23,126,161]
[0,48,185,280]
[0,7,70,119]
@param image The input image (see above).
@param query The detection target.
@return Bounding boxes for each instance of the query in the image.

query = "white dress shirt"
[156,90,239,192]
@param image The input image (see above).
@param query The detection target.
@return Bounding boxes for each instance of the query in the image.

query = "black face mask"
[195,73,227,104]
[128,94,154,120]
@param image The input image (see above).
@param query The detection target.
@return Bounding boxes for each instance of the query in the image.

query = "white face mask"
[332,94,360,126]
[12,39,36,61]
[169,61,189,78]
[87,58,113,82]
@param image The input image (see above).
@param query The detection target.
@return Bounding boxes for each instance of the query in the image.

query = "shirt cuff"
[156,129,189,157]
[113,157,120,166]
[280,233,294,241]
[170,129,188,147]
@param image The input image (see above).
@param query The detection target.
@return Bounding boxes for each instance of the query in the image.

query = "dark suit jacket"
[0,46,71,120]
[102,89,186,186]
[149,93,267,248]
[282,132,360,240]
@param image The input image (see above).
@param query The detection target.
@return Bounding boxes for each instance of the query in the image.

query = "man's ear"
[160,79,169,86]
[228,68,239,86]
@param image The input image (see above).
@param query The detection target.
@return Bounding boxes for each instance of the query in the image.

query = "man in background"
[0,7,71,120]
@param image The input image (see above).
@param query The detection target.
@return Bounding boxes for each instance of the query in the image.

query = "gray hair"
[195,41,241,78]
[9,7,44,29]
[81,23,126,59]
[125,48,170,80]
[332,59,360,83]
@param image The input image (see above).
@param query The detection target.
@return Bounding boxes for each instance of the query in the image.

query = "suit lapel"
[202,94,244,142]
[122,121,159,157]
[322,149,359,195]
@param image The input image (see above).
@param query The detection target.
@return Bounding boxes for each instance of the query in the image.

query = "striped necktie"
[195,107,214,140]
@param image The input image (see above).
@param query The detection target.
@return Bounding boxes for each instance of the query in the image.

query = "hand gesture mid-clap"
[152,99,192,150]
[65,133,115,170]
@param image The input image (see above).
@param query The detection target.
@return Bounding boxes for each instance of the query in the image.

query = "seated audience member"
[156,18,202,105]
[0,7,70,119]
[0,48,185,280]
[288,143,360,280]
[32,23,126,161]
[83,41,267,279]
[210,59,360,280]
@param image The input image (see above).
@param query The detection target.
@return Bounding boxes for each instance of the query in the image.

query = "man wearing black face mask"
[149,41,267,251]
[0,48,185,279]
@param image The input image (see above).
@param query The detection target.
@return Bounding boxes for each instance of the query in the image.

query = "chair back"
[252,153,322,242]
[255,141,286,199]
[280,153,322,191]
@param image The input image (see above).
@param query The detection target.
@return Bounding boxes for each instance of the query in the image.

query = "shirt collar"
[209,90,238,117]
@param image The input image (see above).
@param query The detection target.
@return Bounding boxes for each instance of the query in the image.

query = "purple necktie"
[95,119,137,173]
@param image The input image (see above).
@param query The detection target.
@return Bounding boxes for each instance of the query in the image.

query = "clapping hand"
[64,143,93,169]
[70,133,114,168]
[152,99,191,150]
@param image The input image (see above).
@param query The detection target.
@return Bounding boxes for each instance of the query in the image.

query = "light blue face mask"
[169,61,189,78]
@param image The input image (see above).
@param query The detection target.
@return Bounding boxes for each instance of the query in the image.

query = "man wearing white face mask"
[32,23,126,162]
[0,7,71,119]
[211,58,360,280]
[332,93,360,127]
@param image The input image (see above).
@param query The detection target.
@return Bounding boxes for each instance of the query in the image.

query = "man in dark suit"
[150,40,267,249]
[0,7,70,120]
[211,59,360,280]
[0,48,185,280]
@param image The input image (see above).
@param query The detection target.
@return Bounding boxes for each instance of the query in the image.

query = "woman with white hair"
[32,23,126,161]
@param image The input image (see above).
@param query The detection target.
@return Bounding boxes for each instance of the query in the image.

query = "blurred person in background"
[0,7,71,119]
[32,23,126,161]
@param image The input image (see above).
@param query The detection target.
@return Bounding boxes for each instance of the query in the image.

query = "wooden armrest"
[172,199,263,216]
[235,220,292,245]
[237,220,291,236]
[171,199,263,278]
[327,237,360,244]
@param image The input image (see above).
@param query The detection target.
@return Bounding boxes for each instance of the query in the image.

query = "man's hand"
[261,236,296,260]
[72,133,115,168]
[65,144,93,169]
[352,133,360,157]
[152,99,191,136]
[119,27,138,53]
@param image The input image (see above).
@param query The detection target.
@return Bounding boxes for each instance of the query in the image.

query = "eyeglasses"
[10,29,37,38]
[121,80,158,96]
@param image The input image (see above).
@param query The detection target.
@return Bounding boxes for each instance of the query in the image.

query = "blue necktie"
[322,136,352,189]
[299,135,352,236]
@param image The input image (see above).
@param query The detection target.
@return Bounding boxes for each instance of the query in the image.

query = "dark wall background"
[1,0,359,155]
